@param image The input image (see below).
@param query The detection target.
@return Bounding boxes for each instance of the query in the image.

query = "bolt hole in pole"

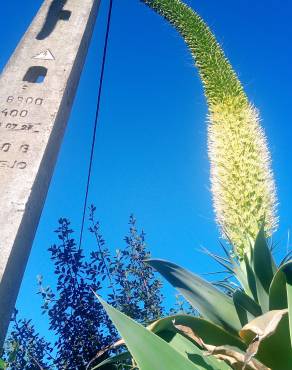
[23,66,47,83]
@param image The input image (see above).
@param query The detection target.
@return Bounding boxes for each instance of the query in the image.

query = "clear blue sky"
[1,0,292,341]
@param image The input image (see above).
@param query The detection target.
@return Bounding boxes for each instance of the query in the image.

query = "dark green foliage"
[109,214,164,323]
[147,259,243,333]
[4,209,164,369]
[4,313,52,369]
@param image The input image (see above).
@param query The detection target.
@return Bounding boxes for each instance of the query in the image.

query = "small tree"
[4,208,164,369]
[4,312,52,369]
[109,214,164,323]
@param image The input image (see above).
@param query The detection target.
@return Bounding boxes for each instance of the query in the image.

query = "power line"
[78,0,114,250]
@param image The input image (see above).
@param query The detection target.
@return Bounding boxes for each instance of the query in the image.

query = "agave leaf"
[285,262,292,347]
[159,330,232,370]
[270,260,292,346]
[287,281,292,348]
[213,281,236,295]
[147,259,242,333]
[148,315,245,350]
[279,250,292,267]
[249,227,277,312]
[233,290,262,324]
[219,241,231,258]
[201,247,234,274]
[252,227,277,288]
[233,261,252,296]
[240,309,292,369]
[269,260,292,309]
[96,295,214,370]
[242,256,258,303]
[203,345,270,370]
[240,309,287,345]
[171,324,268,369]
[215,241,251,295]
[257,314,292,369]
[93,316,238,369]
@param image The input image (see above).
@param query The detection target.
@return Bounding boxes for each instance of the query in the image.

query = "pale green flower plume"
[141,0,278,256]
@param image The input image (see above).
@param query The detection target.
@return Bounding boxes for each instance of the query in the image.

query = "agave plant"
[94,235,292,369]
[90,1,292,369]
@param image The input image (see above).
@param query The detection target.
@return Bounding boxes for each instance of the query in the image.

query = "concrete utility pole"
[0,0,100,346]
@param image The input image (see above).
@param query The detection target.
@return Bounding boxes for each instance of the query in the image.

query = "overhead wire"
[78,0,114,250]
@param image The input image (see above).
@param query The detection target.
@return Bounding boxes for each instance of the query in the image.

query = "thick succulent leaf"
[252,227,277,289]
[285,262,292,347]
[243,256,259,303]
[256,314,292,369]
[240,309,288,344]
[167,324,267,370]
[251,228,277,312]
[287,281,292,347]
[240,310,292,369]
[147,259,242,333]
[232,261,251,295]
[233,290,262,324]
[213,281,236,295]
[272,260,292,346]
[97,296,215,370]
[201,247,234,274]
[149,315,245,350]
[203,345,270,370]
[279,250,292,267]
[287,284,292,347]
[159,330,231,370]
[269,260,292,309]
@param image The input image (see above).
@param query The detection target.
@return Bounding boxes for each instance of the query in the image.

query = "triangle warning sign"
[33,49,55,60]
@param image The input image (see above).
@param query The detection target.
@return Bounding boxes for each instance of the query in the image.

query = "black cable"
[78,0,114,250]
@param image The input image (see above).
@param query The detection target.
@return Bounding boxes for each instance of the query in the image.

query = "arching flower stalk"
[141,0,278,257]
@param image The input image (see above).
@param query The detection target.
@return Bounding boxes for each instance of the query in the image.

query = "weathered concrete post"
[0,0,100,346]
